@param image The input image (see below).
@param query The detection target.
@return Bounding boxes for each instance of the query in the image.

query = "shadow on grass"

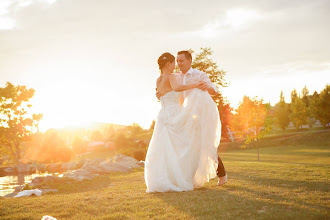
[228,170,330,193]
[151,186,326,219]
[151,175,328,220]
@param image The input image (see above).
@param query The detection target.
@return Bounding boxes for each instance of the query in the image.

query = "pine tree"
[274,91,290,130]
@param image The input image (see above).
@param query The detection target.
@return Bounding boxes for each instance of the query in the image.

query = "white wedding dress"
[144,88,221,193]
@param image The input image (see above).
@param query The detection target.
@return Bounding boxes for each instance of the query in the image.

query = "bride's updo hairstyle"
[158,52,175,74]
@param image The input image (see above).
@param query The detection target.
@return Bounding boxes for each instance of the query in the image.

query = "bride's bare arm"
[169,75,198,92]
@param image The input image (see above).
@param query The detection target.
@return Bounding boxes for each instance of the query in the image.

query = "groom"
[156,50,227,186]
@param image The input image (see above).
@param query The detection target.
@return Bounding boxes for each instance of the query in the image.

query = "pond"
[0,171,61,197]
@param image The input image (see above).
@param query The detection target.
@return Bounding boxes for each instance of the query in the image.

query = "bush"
[133,150,146,161]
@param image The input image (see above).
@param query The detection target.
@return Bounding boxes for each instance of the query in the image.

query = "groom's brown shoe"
[217,174,227,186]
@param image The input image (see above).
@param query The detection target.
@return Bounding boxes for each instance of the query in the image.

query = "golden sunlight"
[225,8,262,29]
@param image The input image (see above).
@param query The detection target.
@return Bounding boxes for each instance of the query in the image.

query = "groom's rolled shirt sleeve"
[198,70,218,93]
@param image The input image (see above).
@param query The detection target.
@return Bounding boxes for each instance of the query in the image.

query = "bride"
[144,52,221,193]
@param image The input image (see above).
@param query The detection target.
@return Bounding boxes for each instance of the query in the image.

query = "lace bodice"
[158,91,181,124]
[160,90,181,108]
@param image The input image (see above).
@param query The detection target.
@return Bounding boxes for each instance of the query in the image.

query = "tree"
[232,96,254,133]
[0,82,42,165]
[105,124,116,140]
[314,84,330,127]
[113,130,130,149]
[244,97,269,161]
[301,85,310,107]
[233,96,270,161]
[127,123,144,139]
[190,47,231,138]
[307,91,319,128]
[274,91,290,131]
[149,120,155,132]
[290,97,308,129]
[72,136,88,154]
[90,130,103,141]
[190,48,227,88]
[39,129,73,163]
[291,89,298,104]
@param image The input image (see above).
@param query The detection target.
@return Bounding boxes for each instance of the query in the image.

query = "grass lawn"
[1,133,329,219]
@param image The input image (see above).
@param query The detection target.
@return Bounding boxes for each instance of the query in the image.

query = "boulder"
[4,192,17,198]
[3,166,15,173]
[36,163,47,172]
[31,176,46,185]
[44,175,62,183]
[98,161,132,173]
[92,158,107,164]
[14,185,24,193]
[76,159,87,169]
[47,163,62,172]
[16,163,30,173]
[113,154,141,169]
[61,162,76,171]
[29,165,37,173]
[81,160,105,174]
[62,169,96,181]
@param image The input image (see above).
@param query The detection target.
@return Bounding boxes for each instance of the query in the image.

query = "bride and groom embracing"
[144,51,227,193]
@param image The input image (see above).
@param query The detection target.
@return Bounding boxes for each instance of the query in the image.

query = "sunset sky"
[1,0,329,131]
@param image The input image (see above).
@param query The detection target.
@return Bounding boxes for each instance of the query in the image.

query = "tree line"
[1,48,329,166]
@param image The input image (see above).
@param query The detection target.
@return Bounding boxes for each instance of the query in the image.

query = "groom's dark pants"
[216,155,226,178]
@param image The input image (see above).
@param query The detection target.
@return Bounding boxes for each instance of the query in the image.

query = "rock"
[76,159,87,169]
[14,185,24,193]
[44,175,62,182]
[61,162,77,171]
[62,169,95,181]
[14,189,42,197]
[4,192,18,198]
[31,176,46,185]
[92,158,107,164]
[114,153,140,163]
[16,163,30,173]
[114,154,141,169]
[47,163,62,172]
[3,166,15,173]
[40,189,58,194]
[28,182,37,188]
[81,160,106,174]
[29,165,37,173]
[98,161,132,173]
[36,163,47,172]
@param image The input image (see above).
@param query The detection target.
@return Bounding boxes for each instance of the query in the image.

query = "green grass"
[1,133,329,219]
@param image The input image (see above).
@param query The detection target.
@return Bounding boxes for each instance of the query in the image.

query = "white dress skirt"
[144,89,221,192]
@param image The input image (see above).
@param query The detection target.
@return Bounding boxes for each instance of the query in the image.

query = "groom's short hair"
[177,51,192,61]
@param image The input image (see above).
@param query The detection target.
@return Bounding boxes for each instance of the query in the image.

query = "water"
[0,171,57,197]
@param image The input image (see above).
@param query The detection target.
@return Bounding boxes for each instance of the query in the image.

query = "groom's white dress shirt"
[175,67,218,98]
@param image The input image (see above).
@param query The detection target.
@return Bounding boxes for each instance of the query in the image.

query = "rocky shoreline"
[1,154,144,198]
